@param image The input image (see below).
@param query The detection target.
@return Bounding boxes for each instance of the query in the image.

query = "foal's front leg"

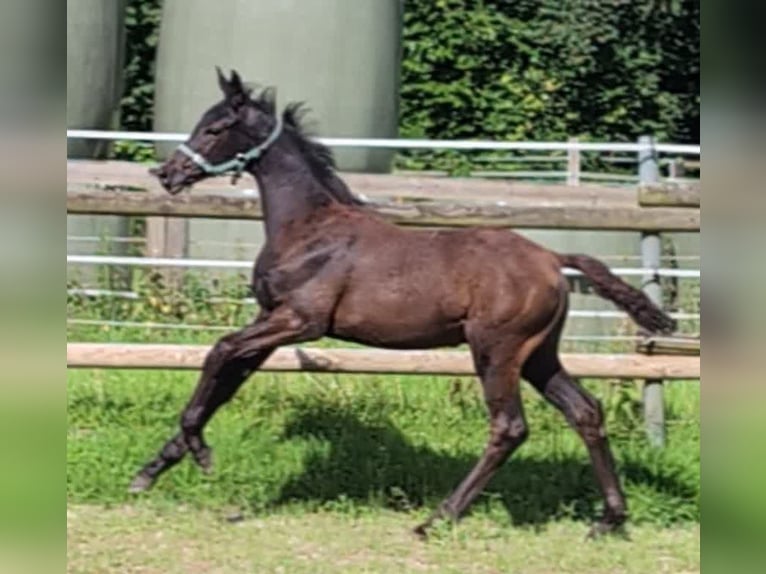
[129,306,322,492]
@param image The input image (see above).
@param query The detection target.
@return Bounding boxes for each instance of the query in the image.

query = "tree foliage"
[115,0,699,164]
[119,0,161,132]
[400,0,699,144]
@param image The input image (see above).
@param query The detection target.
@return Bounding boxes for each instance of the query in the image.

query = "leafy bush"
[114,0,699,168]
[120,0,161,132]
[398,0,699,169]
[112,0,161,161]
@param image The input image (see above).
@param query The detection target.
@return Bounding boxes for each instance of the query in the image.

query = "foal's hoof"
[412,522,430,541]
[586,516,628,540]
[127,473,154,494]
[192,447,213,474]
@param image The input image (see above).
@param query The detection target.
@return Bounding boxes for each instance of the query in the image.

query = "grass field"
[67,326,699,572]
[67,504,700,574]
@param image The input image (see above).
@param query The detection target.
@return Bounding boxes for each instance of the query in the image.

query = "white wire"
[67,235,146,244]
[66,254,701,278]
[68,255,252,269]
[68,288,139,299]
[68,318,694,340]
[65,291,699,320]
[66,129,701,155]
[568,310,698,320]
[67,318,232,331]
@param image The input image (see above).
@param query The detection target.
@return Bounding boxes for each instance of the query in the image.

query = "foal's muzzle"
[149,164,191,195]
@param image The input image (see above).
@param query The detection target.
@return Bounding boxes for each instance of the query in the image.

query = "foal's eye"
[205,117,237,135]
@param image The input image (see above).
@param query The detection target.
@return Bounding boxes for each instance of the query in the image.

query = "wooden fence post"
[567,137,580,186]
[668,157,686,181]
[145,215,188,287]
[638,135,665,447]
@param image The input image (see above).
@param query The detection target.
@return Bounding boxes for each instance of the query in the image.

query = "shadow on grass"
[268,403,696,527]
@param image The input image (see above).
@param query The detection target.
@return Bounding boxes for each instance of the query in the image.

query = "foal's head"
[152,68,281,194]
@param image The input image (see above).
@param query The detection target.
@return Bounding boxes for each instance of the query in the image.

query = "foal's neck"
[248,134,333,240]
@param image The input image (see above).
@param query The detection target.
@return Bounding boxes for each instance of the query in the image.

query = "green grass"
[67,504,700,574]
[68,255,700,572]
[68,360,699,526]
[67,322,699,572]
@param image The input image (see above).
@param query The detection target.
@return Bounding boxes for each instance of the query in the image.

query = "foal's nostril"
[149,166,172,189]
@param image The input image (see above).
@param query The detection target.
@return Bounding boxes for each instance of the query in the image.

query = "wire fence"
[66,254,701,278]
[67,130,700,346]
[66,129,701,155]
[65,236,702,263]
[67,130,700,186]
[67,318,687,343]
[66,288,700,321]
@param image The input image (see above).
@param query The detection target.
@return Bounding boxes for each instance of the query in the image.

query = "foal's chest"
[250,240,349,310]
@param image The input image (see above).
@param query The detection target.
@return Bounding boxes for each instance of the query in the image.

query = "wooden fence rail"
[67,343,700,379]
[65,159,660,203]
[67,188,700,232]
[638,181,701,208]
[67,160,700,231]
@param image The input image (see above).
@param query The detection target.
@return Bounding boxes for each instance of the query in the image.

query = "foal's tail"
[557,253,676,334]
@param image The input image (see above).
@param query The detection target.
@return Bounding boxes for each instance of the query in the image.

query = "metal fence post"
[638,135,665,447]
[567,137,581,186]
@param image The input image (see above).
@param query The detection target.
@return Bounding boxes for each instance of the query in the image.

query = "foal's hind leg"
[523,348,627,537]
[415,350,528,536]
[129,306,323,492]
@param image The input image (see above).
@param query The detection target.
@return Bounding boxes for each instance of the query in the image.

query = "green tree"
[116,0,699,167]
[400,0,698,144]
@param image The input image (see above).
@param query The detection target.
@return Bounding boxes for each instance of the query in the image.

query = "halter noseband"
[177,115,283,178]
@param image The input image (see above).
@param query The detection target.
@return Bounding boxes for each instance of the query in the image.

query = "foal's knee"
[490,412,529,452]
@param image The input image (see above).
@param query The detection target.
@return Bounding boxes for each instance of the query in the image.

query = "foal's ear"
[216,67,249,108]
[216,66,231,96]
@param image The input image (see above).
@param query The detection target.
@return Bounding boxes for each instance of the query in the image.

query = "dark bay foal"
[132,69,676,538]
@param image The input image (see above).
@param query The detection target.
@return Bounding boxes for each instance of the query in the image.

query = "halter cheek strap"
[177,115,283,177]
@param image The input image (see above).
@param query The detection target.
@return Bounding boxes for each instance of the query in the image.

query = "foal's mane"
[251,89,365,207]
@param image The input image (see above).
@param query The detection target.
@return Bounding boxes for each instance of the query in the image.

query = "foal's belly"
[329,294,467,350]
[329,321,466,350]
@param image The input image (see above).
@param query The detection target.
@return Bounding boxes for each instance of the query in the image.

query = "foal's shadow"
[267,404,689,527]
